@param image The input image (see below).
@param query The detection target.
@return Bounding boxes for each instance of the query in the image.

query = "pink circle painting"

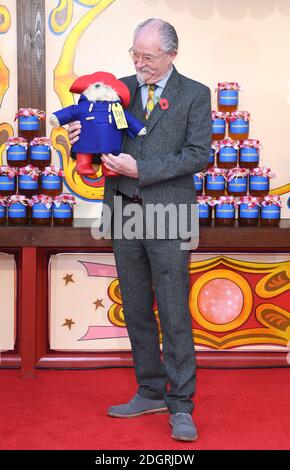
[198,278,244,324]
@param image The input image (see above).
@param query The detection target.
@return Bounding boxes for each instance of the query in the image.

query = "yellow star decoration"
[63,273,75,286]
[62,318,75,330]
[94,299,105,310]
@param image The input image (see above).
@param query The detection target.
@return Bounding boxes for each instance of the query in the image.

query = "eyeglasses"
[128,47,168,64]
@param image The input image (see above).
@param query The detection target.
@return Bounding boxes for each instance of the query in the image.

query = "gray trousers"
[112,199,196,414]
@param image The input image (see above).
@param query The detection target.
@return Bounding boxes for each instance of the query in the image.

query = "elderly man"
[69,18,211,442]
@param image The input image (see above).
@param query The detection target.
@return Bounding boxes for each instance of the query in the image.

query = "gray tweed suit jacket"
[102,65,212,239]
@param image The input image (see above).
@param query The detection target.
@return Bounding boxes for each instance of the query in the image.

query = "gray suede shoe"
[169,413,198,441]
[108,394,168,418]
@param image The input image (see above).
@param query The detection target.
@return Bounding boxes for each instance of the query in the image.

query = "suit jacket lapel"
[146,67,181,136]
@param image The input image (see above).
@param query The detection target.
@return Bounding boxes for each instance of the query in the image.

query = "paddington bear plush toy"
[50,71,146,176]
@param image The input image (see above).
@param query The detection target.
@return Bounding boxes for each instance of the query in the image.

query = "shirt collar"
[137,65,173,89]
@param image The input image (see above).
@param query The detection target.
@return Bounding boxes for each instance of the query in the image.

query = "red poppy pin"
[158,98,169,110]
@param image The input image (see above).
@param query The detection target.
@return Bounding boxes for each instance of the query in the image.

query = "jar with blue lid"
[214,196,236,226]
[0,196,7,224]
[40,166,64,197]
[7,195,30,225]
[227,167,248,196]
[31,194,52,225]
[53,193,76,225]
[228,111,250,140]
[0,166,17,197]
[217,138,239,169]
[261,195,281,226]
[238,196,260,226]
[217,82,241,113]
[239,139,261,169]
[30,137,52,170]
[6,137,28,167]
[249,167,275,198]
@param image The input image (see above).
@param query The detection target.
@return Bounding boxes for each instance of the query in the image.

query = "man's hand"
[68,121,81,145]
[101,153,139,178]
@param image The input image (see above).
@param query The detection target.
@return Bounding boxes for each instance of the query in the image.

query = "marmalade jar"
[0,196,7,224]
[228,111,250,140]
[217,82,241,112]
[238,196,260,226]
[216,139,238,169]
[7,195,30,225]
[18,165,40,197]
[6,138,28,167]
[208,145,216,168]
[214,197,236,226]
[40,166,64,197]
[204,168,227,197]
[0,166,17,197]
[197,196,213,225]
[53,194,76,225]
[31,195,52,225]
[260,196,281,226]
[193,173,204,196]
[212,111,226,141]
[15,108,45,131]
[29,137,52,169]
[227,168,248,196]
[249,168,275,197]
[239,139,261,169]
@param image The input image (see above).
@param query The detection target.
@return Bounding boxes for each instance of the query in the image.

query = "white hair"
[134,18,178,53]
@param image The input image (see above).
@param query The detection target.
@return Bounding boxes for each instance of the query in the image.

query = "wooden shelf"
[0,219,289,249]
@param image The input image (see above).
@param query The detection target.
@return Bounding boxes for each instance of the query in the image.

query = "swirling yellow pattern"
[49,0,73,34]
[51,127,104,200]
[54,0,115,107]
[0,5,11,33]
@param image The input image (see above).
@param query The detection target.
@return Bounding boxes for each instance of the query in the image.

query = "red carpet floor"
[0,368,289,450]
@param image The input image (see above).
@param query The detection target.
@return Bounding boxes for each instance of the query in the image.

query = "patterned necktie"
[145,84,155,120]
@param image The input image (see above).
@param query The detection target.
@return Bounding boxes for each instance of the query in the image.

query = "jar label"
[219,147,238,162]
[32,203,51,218]
[41,175,62,189]
[19,175,38,190]
[7,145,27,161]
[261,205,280,219]
[206,175,225,190]
[215,204,235,218]
[229,119,249,134]
[53,204,73,218]
[199,205,210,218]
[0,176,16,190]
[8,203,27,218]
[240,148,259,162]
[31,146,50,160]
[218,89,238,105]
[19,115,39,130]
[249,176,269,190]
[212,119,225,133]
[228,177,247,192]
[239,204,259,218]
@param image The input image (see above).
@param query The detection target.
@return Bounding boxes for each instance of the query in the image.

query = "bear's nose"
[95,84,100,88]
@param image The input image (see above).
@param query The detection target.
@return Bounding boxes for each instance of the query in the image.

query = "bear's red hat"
[70,72,131,108]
